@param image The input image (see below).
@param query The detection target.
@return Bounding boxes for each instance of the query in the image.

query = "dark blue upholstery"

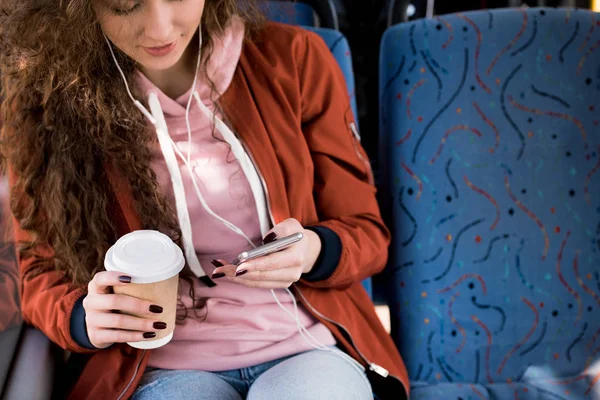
[379,8,600,399]
[261,1,339,30]
[261,2,318,27]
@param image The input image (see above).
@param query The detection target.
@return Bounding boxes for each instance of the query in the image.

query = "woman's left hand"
[210,218,322,289]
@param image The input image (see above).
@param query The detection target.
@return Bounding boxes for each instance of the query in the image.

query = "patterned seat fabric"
[260,1,318,27]
[379,8,600,399]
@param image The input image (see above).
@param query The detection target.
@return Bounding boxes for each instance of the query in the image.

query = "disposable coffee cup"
[104,230,185,349]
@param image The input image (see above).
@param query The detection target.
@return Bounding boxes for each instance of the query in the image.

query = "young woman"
[0,0,409,399]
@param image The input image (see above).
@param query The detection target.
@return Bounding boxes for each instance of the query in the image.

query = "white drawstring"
[148,91,206,277]
[193,92,271,237]
[165,125,257,248]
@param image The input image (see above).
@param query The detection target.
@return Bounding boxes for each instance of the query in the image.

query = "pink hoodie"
[136,18,335,372]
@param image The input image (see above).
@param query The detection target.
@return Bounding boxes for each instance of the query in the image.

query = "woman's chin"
[137,51,183,74]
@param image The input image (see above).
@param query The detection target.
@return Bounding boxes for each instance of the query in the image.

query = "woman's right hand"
[83,271,168,349]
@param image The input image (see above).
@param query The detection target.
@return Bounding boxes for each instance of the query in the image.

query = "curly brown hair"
[0,0,264,289]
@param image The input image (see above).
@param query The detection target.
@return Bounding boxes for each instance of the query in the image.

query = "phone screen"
[231,232,304,266]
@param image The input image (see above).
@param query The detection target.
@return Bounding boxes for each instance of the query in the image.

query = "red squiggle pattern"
[471,385,487,400]
[430,125,482,165]
[437,274,488,295]
[557,231,583,323]
[395,129,413,146]
[547,375,587,386]
[587,327,600,350]
[508,379,520,400]
[578,39,600,75]
[449,292,468,353]
[407,79,427,120]
[497,297,539,375]
[585,346,600,370]
[464,175,501,231]
[508,95,588,149]
[474,102,500,152]
[585,371,600,396]
[574,251,600,306]
[584,145,600,206]
[472,316,494,384]
[505,175,550,260]
[578,12,596,52]
[487,9,528,76]
[459,15,492,94]
[438,17,454,49]
[401,162,423,201]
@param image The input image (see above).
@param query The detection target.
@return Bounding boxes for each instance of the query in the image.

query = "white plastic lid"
[104,230,185,284]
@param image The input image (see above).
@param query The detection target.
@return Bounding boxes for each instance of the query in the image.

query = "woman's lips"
[143,41,177,57]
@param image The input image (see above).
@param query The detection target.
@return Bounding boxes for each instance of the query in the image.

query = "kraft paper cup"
[104,230,184,349]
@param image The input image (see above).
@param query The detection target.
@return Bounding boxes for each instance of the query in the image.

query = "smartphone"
[231,232,304,266]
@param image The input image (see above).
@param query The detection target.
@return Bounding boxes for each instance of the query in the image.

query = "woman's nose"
[142,2,174,43]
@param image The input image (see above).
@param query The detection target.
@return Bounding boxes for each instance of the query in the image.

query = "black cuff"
[70,295,97,349]
[302,226,342,282]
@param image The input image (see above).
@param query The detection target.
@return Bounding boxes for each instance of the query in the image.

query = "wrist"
[303,229,322,274]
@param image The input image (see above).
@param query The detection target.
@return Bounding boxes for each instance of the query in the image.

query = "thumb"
[262,218,303,244]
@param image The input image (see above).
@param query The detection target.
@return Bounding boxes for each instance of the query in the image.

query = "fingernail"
[211,272,226,279]
[143,332,156,339]
[119,275,132,283]
[235,269,248,277]
[153,322,167,330]
[263,232,277,244]
[211,260,224,267]
[149,305,163,314]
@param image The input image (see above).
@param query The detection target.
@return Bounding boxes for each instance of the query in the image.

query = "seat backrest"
[379,7,600,387]
[260,1,318,27]
[261,0,339,29]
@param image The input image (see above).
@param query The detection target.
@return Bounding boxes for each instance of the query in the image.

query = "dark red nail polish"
[149,305,163,314]
[211,260,224,267]
[235,269,248,277]
[153,322,167,330]
[119,275,132,283]
[263,232,278,244]
[143,332,156,339]
[212,272,226,279]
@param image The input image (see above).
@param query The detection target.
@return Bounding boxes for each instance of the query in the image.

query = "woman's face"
[94,0,205,72]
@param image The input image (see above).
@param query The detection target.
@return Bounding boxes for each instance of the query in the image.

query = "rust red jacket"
[10,23,409,399]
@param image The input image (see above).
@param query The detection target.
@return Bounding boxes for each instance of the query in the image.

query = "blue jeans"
[132,348,373,399]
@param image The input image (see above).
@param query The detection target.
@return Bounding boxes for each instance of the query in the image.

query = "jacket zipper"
[293,285,402,381]
[242,139,400,385]
[349,122,371,172]
[117,349,146,400]
[349,121,361,141]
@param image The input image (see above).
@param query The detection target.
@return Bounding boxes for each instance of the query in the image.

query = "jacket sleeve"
[297,31,391,289]
[8,167,97,354]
